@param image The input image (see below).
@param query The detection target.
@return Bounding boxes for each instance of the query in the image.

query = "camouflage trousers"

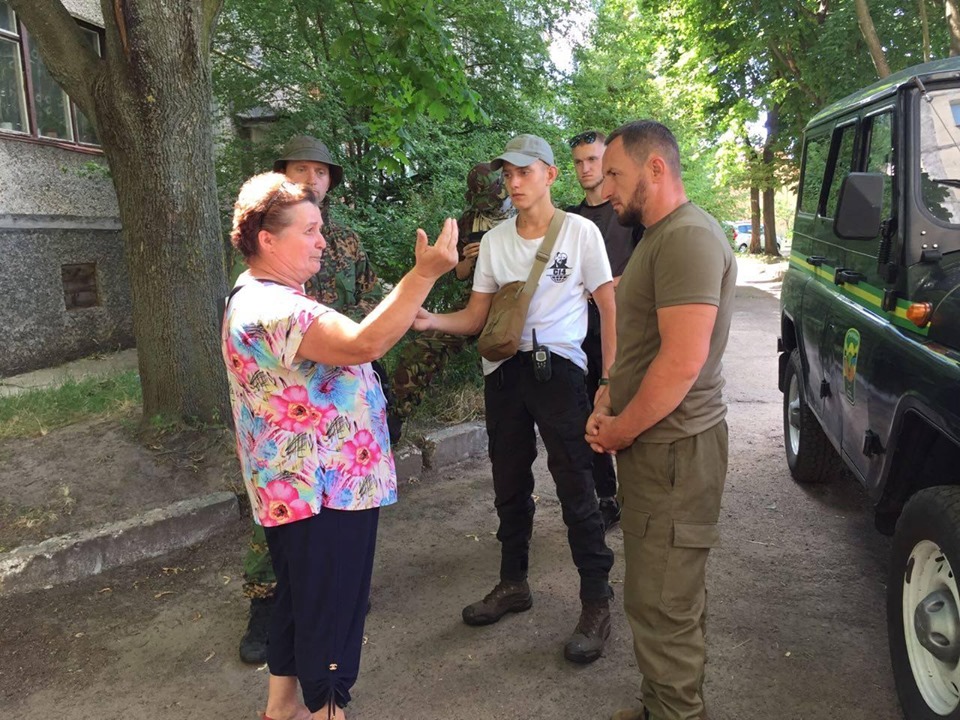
[391,331,474,419]
[242,521,276,599]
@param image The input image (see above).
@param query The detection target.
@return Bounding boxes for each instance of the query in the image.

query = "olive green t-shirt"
[608,202,736,442]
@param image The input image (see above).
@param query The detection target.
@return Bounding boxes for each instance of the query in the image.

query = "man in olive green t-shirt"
[586,120,736,720]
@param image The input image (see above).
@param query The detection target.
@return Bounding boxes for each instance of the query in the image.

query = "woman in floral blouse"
[223,172,457,720]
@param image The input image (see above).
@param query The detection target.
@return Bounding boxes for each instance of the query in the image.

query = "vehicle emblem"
[843,328,861,405]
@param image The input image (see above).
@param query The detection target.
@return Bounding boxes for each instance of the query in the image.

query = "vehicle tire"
[888,487,960,719]
[737,242,748,253]
[782,349,842,484]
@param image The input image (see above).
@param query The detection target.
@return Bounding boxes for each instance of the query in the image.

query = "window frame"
[823,120,860,219]
[797,130,832,216]
[0,4,104,155]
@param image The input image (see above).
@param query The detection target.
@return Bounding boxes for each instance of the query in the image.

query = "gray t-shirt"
[608,202,737,442]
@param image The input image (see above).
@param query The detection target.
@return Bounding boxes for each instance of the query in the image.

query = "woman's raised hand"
[413,218,459,280]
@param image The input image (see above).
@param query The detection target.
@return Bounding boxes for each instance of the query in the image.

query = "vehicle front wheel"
[782,349,841,484]
[889,487,960,720]
[737,242,748,253]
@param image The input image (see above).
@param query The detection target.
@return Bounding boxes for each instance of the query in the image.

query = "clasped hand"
[585,402,634,454]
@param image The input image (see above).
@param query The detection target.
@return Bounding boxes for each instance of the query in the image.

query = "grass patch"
[0,370,142,440]
[405,343,485,427]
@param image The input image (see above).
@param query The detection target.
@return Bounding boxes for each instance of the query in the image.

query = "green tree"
[10,0,230,425]
[562,0,735,222]
[214,0,581,300]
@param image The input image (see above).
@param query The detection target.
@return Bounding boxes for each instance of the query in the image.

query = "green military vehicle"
[779,57,960,719]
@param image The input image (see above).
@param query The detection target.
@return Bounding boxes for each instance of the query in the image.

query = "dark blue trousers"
[263,507,379,713]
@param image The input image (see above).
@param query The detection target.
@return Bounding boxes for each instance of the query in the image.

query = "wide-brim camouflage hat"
[273,135,344,189]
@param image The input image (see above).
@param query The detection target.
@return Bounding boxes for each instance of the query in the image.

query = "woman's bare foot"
[263,704,312,720]
[309,704,346,720]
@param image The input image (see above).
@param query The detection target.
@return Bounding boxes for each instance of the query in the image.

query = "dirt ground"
[0,259,903,720]
[0,419,239,552]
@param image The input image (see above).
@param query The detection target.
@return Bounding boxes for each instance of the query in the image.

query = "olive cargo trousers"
[618,420,727,720]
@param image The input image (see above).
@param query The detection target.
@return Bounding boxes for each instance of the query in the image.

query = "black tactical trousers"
[484,352,613,601]
[582,300,618,498]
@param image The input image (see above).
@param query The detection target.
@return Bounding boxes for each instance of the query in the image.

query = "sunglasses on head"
[260,181,300,229]
[568,131,597,148]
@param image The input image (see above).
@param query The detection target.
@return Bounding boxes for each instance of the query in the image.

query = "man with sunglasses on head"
[567,130,640,533]
[237,134,387,666]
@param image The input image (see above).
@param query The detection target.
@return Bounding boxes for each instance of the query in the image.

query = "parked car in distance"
[726,220,781,253]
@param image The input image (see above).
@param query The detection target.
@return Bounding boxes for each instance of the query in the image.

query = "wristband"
[598,378,609,386]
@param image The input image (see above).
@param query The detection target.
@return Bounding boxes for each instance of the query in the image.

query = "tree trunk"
[749,187,762,254]
[920,0,931,62]
[947,0,960,56]
[854,0,892,77]
[12,0,229,426]
[762,104,780,257]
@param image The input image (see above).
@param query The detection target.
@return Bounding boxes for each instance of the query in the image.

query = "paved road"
[0,259,901,720]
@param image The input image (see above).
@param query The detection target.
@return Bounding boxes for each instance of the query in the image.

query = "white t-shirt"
[473,212,613,375]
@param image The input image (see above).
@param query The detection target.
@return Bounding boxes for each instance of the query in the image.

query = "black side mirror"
[834,172,885,239]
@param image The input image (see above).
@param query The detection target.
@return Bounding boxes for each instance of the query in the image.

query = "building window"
[62,262,99,310]
[0,1,101,147]
[952,101,960,127]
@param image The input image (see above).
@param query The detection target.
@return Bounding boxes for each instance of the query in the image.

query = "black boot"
[599,496,621,532]
[239,596,274,664]
[564,596,611,664]
[462,580,533,626]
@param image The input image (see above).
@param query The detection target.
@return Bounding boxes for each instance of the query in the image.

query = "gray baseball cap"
[490,134,555,169]
[273,135,343,189]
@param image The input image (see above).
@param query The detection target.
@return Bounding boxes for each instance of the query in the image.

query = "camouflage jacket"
[303,217,384,321]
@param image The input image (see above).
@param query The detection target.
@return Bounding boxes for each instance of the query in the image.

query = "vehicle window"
[864,112,894,221]
[826,124,857,218]
[919,87,960,225]
[799,134,830,214]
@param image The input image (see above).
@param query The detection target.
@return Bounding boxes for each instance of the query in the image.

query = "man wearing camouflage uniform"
[239,135,385,664]
[390,162,514,417]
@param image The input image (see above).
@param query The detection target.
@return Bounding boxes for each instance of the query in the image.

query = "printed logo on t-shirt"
[548,252,571,283]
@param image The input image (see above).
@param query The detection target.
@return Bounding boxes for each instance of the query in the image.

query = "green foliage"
[562,0,738,220]
[214,0,584,300]
[214,0,959,285]
[64,160,112,180]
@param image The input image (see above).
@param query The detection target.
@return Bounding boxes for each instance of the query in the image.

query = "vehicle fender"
[877,393,960,503]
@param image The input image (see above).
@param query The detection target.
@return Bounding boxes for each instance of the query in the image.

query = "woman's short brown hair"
[230,172,319,259]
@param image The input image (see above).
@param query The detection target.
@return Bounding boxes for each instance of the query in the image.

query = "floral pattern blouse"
[222,273,397,527]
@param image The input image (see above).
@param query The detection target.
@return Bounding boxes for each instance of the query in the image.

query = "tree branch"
[947,0,960,57]
[200,0,224,54]
[854,0,892,77]
[767,43,820,104]
[8,0,99,114]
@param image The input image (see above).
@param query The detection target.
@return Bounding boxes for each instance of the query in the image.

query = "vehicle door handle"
[834,268,865,285]
[806,255,828,267]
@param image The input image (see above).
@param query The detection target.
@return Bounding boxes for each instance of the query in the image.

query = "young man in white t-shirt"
[414,134,617,664]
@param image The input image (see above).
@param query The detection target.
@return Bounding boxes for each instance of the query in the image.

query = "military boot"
[611,706,708,720]
[564,596,611,664]
[239,596,274,664]
[599,496,621,532]
[462,579,532,626]
[610,709,646,720]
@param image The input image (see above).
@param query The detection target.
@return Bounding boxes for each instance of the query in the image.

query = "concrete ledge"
[0,213,122,231]
[0,491,238,597]
[394,444,423,481]
[420,423,488,469]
